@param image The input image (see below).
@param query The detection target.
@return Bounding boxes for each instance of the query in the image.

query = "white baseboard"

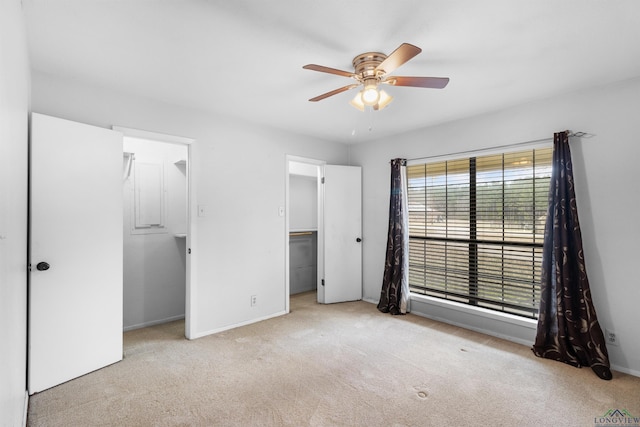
[123,314,185,332]
[189,310,288,340]
[611,364,640,378]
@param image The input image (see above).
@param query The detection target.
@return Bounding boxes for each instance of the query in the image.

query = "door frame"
[113,126,195,338]
[285,155,325,311]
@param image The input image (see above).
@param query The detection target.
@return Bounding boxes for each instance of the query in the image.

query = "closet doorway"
[286,156,324,311]
[118,127,193,336]
[285,156,363,311]
[288,160,321,297]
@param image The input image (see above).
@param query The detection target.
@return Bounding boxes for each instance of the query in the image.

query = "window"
[407,147,552,318]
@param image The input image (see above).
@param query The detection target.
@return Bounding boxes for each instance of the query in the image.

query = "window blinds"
[407,147,552,318]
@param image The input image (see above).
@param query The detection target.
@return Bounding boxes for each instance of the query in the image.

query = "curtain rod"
[405,130,586,163]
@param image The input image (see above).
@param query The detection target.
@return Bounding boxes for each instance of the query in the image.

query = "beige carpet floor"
[28,291,640,426]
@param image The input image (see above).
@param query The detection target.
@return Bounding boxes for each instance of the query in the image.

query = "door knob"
[356,238,362,243]
[36,262,50,271]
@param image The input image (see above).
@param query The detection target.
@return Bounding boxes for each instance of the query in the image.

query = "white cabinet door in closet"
[28,113,123,394]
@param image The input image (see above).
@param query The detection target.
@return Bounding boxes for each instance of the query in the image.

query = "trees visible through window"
[407,147,552,318]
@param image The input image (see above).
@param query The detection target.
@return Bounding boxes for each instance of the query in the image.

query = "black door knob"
[36,262,50,271]
[356,238,362,243]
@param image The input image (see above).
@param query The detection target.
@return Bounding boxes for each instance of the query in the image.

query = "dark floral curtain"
[378,158,409,315]
[532,131,611,380]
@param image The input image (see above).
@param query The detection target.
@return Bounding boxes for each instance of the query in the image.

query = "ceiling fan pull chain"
[368,106,374,132]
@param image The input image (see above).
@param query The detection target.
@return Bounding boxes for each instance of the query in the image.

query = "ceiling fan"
[303,43,449,111]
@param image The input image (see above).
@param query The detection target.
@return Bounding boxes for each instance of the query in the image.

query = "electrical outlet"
[605,328,619,346]
[250,295,257,307]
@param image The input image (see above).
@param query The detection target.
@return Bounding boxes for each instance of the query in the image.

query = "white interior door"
[321,165,362,304]
[29,113,123,394]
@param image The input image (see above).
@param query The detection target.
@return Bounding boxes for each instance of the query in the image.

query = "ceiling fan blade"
[303,64,355,78]
[309,84,359,102]
[375,43,422,75]
[385,76,450,89]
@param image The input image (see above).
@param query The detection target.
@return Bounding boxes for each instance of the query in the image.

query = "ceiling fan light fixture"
[349,92,365,111]
[361,82,380,106]
[376,90,393,110]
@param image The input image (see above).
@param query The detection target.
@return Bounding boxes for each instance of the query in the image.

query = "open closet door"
[321,165,362,304]
[29,113,123,394]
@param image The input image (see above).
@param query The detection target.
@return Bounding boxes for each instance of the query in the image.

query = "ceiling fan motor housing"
[352,52,387,84]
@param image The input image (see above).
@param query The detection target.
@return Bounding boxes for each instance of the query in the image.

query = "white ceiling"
[23,0,640,144]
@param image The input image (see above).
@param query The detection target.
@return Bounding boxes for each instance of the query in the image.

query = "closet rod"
[405,130,586,163]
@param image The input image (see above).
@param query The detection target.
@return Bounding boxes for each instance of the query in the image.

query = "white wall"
[289,175,317,231]
[122,137,188,330]
[31,71,349,339]
[349,77,640,376]
[0,0,30,424]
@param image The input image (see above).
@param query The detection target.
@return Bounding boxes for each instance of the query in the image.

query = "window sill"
[409,293,537,346]
[410,293,537,328]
